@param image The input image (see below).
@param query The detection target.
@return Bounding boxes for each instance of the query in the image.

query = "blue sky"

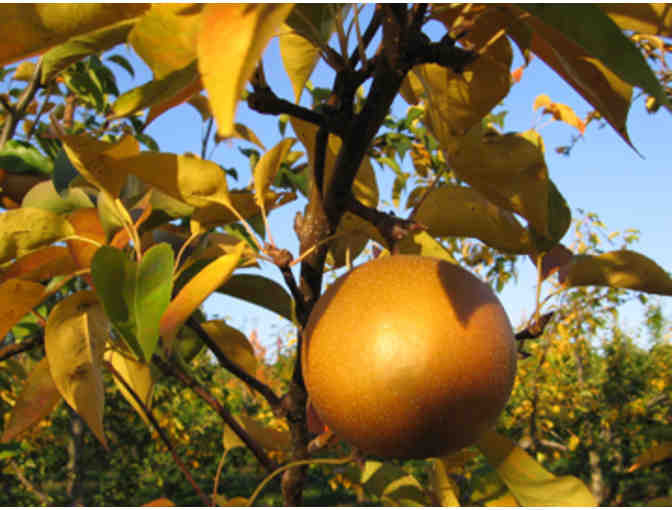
[103,10,671,348]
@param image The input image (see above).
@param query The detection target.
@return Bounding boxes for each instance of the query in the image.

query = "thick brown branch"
[248,86,326,128]
[186,316,282,410]
[105,361,212,507]
[152,355,277,472]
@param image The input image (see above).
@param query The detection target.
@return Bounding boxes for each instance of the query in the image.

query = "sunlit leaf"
[45,291,109,448]
[602,4,672,37]
[66,207,106,271]
[232,123,266,150]
[42,19,137,82]
[429,457,461,506]
[21,180,94,214]
[414,185,534,254]
[160,243,244,346]
[92,244,174,362]
[563,249,672,296]
[110,61,201,120]
[253,138,296,217]
[216,273,295,323]
[105,350,154,425]
[0,279,45,342]
[0,246,76,284]
[60,133,140,198]
[521,4,669,108]
[533,94,586,134]
[129,4,203,79]
[396,231,459,265]
[0,140,54,175]
[477,429,596,506]
[142,498,175,507]
[360,460,429,506]
[1,358,62,442]
[234,414,291,452]
[0,207,75,264]
[198,4,294,138]
[0,4,147,67]
[201,320,257,376]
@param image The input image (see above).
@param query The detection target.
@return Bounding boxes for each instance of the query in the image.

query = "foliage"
[0,3,671,506]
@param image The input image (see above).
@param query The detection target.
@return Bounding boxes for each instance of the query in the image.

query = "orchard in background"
[0,4,671,506]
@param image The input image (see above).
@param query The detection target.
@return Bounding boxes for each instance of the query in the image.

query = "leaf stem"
[105,360,213,507]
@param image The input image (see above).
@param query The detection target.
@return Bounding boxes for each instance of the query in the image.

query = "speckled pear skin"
[302,255,517,460]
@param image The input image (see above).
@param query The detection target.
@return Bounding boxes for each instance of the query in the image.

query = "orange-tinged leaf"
[60,133,140,198]
[129,4,203,79]
[143,498,175,507]
[105,350,154,426]
[160,243,245,345]
[201,320,257,376]
[45,291,109,449]
[0,246,76,284]
[67,208,106,270]
[1,358,62,442]
[0,208,75,264]
[533,94,586,134]
[198,4,294,138]
[414,185,534,254]
[0,279,45,340]
[477,429,596,506]
[253,138,296,216]
[0,4,148,67]
[110,61,202,121]
[563,249,672,296]
[602,4,672,37]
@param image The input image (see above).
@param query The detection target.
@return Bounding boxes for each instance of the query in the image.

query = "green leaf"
[0,208,75,264]
[521,4,669,109]
[41,19,136,82]
[21,180,94,214]
[477,429,596,506]
[563,249,672,296]
[216,273,295,323]
[52,149,81,194]
[91,244,174,361]
[107,54,135,78]
[45,291,109,449]
[0,140,54,175]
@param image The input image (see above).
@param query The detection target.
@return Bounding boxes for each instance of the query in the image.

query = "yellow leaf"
[486,492,519,507]
[1,357,62,442]
[629,441,672,471]
[414,185,534,254]
[45,291,109,449]
[0,4,147,67]
[564,250,672,296]
[601,4,672,37]
[0,279,45,340]
[105,350,154,426]
[253,138,296,216]
[198,4,294,138]
[115,152,232,209]
[396,231,458,265]
[110,60,201,121]
[477,429,596,506]
[231,123,266,150]
[0,207,75,264]
[160,243,245,345]
[234,414,291,452]
[279,29,322,103]
[399,71,424,105]
[191,190,295,230]
[201,320,257,377]
[129,4,203,79]
[60,133,140,198]
[13,61,36,81]
[214,496,249,507]
[533,94,586,134]
[430,457,461,506]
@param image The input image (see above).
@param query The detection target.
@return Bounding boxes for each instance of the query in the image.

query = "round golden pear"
[302,255,517,459]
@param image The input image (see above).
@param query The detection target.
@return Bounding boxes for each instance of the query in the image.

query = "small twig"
[266,246,308,325]
[186,317,282,410]
[349,5,383,68]
[8,460,51,505]
[25,81,55,142]
[201,116,214,160]
[0,334,44,363]
[152,355,277,472]
[347,196,424,250]
[105,361,212,507]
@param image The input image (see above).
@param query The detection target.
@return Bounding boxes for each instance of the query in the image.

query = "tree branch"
[349,5,384,68]
[0,335,44,363]
[152,355,277,472]
[347,196,424,250]
[186,316,282,411]
[105,361,212,507]
[247,86,327,130]
[1,58,43,148]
